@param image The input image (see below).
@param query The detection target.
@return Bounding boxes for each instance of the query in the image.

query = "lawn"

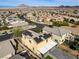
[32,28,42,33]
[44,55,53,59]
[17,45,23,53]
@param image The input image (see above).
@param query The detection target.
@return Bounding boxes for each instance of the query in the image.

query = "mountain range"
[17,4,79,9]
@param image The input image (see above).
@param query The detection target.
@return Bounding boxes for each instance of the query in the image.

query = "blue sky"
[0,0,79,6]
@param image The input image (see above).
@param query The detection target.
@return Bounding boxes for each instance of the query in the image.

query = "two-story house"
[21,26,73,58]
[43,26,74,44]
[21,30,57,58]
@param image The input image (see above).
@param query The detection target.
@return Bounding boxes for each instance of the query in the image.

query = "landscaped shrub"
[69,36,79,51]
[52,21,69,27]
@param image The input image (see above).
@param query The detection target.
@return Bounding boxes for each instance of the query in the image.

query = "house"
[21,30,57,58]
[6,14,28,28]
[0,40,15,59]
[8,20,28,28]
[43,26,73,44]
[63,15,79,23]
[21,26,73,58]
[0,16,3,26]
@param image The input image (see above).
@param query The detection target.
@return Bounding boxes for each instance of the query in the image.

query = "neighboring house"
[0,17,3,26]
[63,15,79,23]
[8,20,28,28]
[9,54,25,59]
[6,14,17,23]
[6,14,28,28]
[0,40,15,59]
[43,26,73,44]
[21,30,57,58]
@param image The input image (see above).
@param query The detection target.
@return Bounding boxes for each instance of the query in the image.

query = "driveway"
[49,47,76,59]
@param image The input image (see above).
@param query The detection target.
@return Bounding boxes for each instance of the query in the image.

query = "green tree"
[33,28,43,33]
[62,21,69,26]
[69,36,79,51]
[64,18,69,22]
[2,15,9,30]
[16,14,24,19]
[69,19,75,23]
[13,28,22,37]
[73,10,78,14]
[32,13,36,16]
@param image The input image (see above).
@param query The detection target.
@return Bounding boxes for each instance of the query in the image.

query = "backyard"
[44,55,53,59]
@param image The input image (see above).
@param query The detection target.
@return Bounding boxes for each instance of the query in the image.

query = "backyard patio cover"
[38,41,57,54]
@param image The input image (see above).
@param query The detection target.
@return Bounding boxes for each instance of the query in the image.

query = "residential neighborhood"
[0,0,79,59]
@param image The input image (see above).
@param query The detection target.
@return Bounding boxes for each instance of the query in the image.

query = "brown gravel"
[59,44,79,56]
[62,25,79,35]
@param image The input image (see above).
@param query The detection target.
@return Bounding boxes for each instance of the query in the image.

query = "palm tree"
[13,28,22,39]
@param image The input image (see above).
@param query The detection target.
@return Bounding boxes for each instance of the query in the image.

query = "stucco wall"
[21,34,53,55]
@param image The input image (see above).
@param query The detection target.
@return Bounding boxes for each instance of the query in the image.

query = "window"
[55,39,58,42]
[62,40,64,42]
[29,40,31,43]
[33,48,34,51]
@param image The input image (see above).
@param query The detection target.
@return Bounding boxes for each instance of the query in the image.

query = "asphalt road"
[49,47,76,59]
[0,33,13,41]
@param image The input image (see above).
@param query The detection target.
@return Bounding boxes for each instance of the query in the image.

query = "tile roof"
[0,40,15,58]
[23,30,52,43]
[43,26,71,36]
